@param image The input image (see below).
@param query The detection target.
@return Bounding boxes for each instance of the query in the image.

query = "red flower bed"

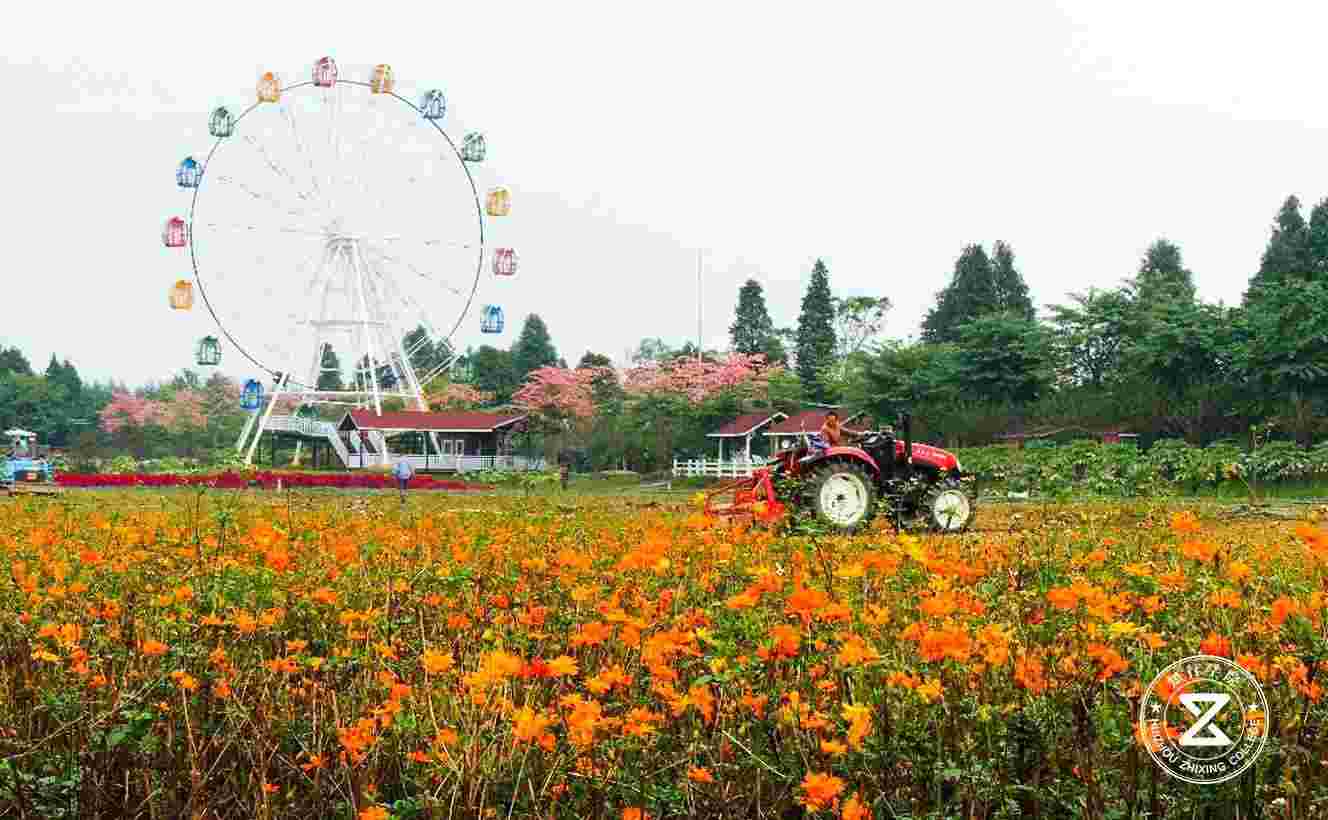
[55,471,490,492]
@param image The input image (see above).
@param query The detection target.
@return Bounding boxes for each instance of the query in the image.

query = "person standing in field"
[393,456,415,503]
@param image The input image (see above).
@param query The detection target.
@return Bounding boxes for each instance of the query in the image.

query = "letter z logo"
[1178,693,1233,747]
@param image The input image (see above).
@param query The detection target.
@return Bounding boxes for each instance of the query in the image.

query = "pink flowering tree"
[621,352,772,402]
[99,393,166,434]
[512,367,609,462]
[426,382,495,411]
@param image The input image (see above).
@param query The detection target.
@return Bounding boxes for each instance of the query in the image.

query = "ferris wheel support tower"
[234,232,451,466]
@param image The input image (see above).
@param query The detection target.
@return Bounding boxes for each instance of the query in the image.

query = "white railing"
[387,454,547,473]
[264,415,355,468]
[672,457,768,478]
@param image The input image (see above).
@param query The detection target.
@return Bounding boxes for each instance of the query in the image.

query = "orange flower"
[140,639,168,657]
[359,808,389,820]
[622,809,651,820]
[1199,632,1232,658]
[1046,587,1079,610]
[842,793,870,820]
[547,655,579,677]
[687,766,714,784]
[421,649,455,676]
[1171,511,1201,535]
[798,771,846,811]
[1270,596,1299,627]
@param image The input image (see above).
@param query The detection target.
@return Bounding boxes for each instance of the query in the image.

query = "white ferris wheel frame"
[185,77,490,463]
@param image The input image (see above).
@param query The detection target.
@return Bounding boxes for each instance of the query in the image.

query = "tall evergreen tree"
[1129,239,1196,304]
[1248,195,1313,299]
[795,259,837,401]
[317,344,344,391]
[510,314,559,382]
[729,279,777,355]
[578,352,613,369]
[1309,197,1328,275]
[989,241,1035,320]
[920,244,997,344]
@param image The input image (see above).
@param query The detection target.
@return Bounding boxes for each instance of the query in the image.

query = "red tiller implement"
[703,468,787,523]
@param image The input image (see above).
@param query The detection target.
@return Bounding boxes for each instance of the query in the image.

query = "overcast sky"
[3,1,1327,387]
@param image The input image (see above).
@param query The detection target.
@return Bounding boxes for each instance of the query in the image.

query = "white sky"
[3,1,1328,386]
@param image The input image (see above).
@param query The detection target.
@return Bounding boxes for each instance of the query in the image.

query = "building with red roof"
[337,409,532,471]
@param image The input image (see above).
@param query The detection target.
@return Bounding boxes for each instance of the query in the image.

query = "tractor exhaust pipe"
[901,412,913,479]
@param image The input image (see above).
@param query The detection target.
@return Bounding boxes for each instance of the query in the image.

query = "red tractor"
[706,413,976,533]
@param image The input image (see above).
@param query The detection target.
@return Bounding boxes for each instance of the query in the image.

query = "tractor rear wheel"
[808,461,878,533]
[919,477,975,533]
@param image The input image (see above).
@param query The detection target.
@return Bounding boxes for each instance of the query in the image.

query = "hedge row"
[953,439,1328,497]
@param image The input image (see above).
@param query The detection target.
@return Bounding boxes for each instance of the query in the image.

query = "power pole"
[696,250,703,362]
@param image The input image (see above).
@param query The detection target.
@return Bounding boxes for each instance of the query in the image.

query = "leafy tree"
[1235,278,1328,444]
[1248,195,1313,299]
[578,352,613,369]
[0,346,32,377]
[510,314,559,382]
[729,279,778,357]
[1128,299,1237,442]
[471,345,520,403]
[1048,288,1133,388]
[1128,239,1195,304]
[833,296,891,358]
[795,259,837,401]
[850,341,963,421]
[317,344,344,391]
[990,241,1035,321]
[921,244,997,344]
[955,313,1055,405]
[632,338,674,364]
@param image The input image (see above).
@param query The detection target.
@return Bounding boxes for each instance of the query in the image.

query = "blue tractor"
[3,429,59,496]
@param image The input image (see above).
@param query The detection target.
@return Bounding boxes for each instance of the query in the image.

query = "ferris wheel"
[162,57,517,462]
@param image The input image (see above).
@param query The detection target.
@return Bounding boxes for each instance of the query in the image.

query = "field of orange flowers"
[3,489,1328,819]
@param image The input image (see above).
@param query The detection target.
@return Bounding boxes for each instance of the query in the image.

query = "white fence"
[387,454,547,473]
[672,457,767,478]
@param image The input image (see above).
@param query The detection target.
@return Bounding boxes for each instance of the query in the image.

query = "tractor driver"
[814,411,863,451]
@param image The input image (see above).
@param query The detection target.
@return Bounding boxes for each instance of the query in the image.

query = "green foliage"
[1128,238,1195,304]
[795,259,837,402]
[316,344,343,392]
[922,242,1034,344]
[990,240,1035,321]
[956,437,1328,497]
[1249,194,1314,297]
[955,313,1055,405]
[1047,288,1132,388]
[471,345,520,404]
[729,279,778,358]
[510,314,559,382]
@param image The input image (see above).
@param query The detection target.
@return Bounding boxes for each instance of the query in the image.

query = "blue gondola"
[240,379,264,411]
[480,305,504,334]
[420,89,447,121]
[177,157,201,189]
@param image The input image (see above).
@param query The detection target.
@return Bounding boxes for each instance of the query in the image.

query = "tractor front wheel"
[919,478,975,533]
[808,461,878,533]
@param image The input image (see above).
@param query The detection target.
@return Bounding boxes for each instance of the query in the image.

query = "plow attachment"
[703,469,786,524]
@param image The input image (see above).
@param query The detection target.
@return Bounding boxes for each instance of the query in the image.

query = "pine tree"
[1309,197,1328,275]
[317,344,343,391]
[990,241,1035,320]
[510,314,559,382]
[729,279,776,356]
[1129,239,1196,304]
[921,244,997,344]
[795,259,837,401]
[1248,195,1313,299]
